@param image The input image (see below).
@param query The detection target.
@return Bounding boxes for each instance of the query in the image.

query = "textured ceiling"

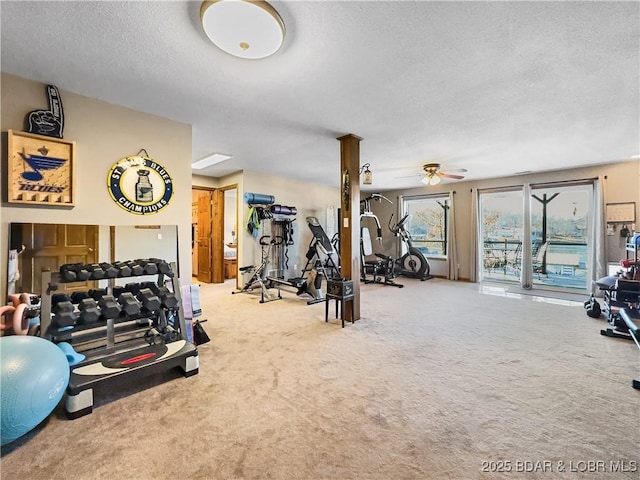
[1,1,638,191]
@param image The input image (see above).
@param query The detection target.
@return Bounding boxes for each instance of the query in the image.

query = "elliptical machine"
[389,213,432,281]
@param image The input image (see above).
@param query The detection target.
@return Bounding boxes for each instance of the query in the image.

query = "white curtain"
[521,183,533,289]
[469,188,479,282]
[448,191,458,280]
[592,176,606,293]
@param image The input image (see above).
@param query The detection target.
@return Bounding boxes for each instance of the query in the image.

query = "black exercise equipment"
[120,260,144,277]
[591,276,640,390]
[360,193,391,242]
[360,226,403,288]
[85,264,106,280]
[599,279,640,340]
[584,296,601,318]
[111,261,132,278]
[40,259,198,419]
[619,307,640,389]
[360,194,403,287]
[389,213,432,281]
[233,235,282,303]
[88,288,108,301]
[77,298,100,324]
[97,295,120,320]
[114,281,156,297]
[266,217,337,305]
[51,295,100,327]
[70,291,90,304]
[99,262,119,278]
[154,286,179,309]
[304,216,341,280]
[52,300,76,328]
[117,292,142,317]
[270,204,297,216]
[135,259,159,275]
[137,288,162,313]
[149,258,172,275]
[59,263,90,282]
[192,319,210,345]
[52,292,72,306]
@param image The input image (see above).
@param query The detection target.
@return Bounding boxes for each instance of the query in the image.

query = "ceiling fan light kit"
[200,0,285,59]
[420,162,465,186]
[421,174,441,186]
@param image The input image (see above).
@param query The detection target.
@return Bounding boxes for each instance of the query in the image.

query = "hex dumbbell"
[125,261,145,277]
[117,292,142,317]
[99,262,119,279]
[52,300,77,328]
[88,288,108,301]
[149,258,172,275]
[111,261,133,278]
[69,291,90,304]
[77,298,100,324]
[136,259,159,275]
[59,263,90,282]
[97,295,120,320]
[137,288,161,313]
[155,286,179,309]
[86,264,105,280]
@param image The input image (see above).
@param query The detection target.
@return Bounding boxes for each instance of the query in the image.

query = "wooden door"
[211,189,225,284]
[197,192,213,283]
[20,223,99,293]
[192,202,199,275]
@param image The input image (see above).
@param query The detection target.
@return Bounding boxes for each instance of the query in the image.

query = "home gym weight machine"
[360,193,403,287]
[234,210,337,305]
[266,216,340,305]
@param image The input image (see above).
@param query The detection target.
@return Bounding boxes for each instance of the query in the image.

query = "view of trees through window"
[403,196,449,256]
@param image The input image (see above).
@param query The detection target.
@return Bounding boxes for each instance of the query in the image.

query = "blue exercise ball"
[1,336,70,445]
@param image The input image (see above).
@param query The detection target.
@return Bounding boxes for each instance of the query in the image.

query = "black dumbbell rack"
[40,260,199,419]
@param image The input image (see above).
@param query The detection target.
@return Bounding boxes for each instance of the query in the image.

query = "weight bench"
[619,308,640,390]
[599,279,640,338]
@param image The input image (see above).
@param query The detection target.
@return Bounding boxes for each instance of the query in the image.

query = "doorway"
[191,185,238,284]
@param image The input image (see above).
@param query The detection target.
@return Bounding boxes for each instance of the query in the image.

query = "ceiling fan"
[420,163,467,186]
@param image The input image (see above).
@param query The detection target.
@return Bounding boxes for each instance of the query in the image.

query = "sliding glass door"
[478,182,594,293]
[479,189,523,284]
[530,183,592,291]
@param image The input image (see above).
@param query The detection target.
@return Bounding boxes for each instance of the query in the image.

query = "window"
[401,195,449,257]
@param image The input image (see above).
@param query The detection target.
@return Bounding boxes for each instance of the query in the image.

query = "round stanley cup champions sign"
[108,155,174,215]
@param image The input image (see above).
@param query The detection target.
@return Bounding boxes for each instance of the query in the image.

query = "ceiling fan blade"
[394,173,423,179]
[439,172,465,180]
[442,168,468,173]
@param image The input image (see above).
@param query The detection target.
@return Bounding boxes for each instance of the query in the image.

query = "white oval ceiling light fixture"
[200,0,285,59]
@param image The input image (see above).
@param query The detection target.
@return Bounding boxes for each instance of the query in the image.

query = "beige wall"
[5,72,635,296]
[0,73,193,294]
[238,171,340,280]
[192,170,340,283]
[372,160,640,280]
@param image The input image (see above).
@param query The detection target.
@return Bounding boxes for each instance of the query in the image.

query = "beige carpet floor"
[1,278,639,480]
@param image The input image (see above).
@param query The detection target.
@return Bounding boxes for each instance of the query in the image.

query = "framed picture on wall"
[6,129,76,206]
[606,202,635,223]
